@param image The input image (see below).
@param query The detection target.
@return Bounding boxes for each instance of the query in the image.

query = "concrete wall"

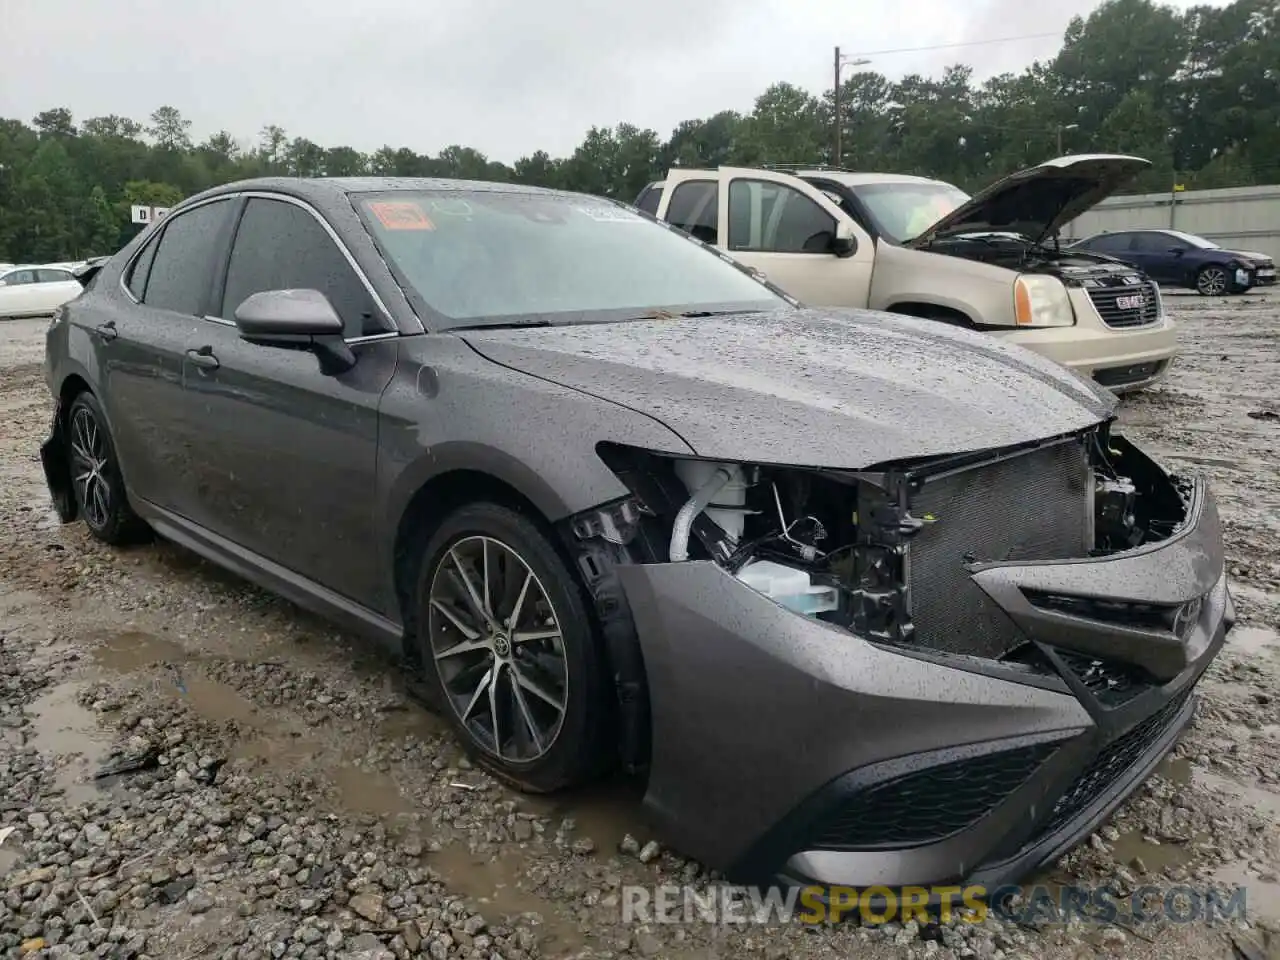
[1061,184,1280,260]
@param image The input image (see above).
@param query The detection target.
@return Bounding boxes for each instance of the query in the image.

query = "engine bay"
[925,234,1146,284]
[591,423,1190,650]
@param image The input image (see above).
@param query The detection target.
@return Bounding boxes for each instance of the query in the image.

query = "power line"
[843,32,1063,59]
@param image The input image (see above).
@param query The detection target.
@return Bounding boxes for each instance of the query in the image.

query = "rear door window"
[635,184,663,216]
[665,181,718,245]
[143,199,236,315]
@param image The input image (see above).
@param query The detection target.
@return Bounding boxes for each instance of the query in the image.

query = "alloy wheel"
[69,406,112,529]
[427,535,568,763]
[1198,266,1228,296]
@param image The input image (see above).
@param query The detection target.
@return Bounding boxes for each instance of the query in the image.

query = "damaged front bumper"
[616,477,1232,890]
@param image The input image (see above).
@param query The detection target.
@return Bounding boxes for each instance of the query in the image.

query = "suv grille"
[1087,281,1161,329]
[810,742,1059,849]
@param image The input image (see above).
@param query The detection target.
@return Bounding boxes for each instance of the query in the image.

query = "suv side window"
[664,181,718,244]
[143,199,236,315]
[221,198,383,338]
[728,180,836,254]
[635,184,662,216]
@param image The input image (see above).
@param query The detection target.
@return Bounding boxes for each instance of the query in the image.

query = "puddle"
[428,845,588,952]
[525,776,649,857]
[1212,861,1280,926]
[90,629,189,672]
[329,764,419,821]
[377,703,446,741]
[26,680,112,804]
[1110,827,1197,876]
[1229,624,1280,658]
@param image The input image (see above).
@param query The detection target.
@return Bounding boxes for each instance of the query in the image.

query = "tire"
[413,501,612,793]
[65,392,150,545]
[1196,264,1230,296]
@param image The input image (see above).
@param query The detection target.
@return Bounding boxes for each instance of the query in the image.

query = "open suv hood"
[907,154,1151,248]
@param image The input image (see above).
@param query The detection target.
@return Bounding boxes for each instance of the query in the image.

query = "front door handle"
[94,321,118,341]
[185,346,219,370]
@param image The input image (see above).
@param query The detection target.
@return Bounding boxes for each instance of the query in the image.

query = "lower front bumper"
[617,479,1231,890]
[1000,314,1178,393]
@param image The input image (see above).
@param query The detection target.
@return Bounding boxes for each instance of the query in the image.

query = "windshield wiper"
[450,319,552,331]
[627,308,763,321]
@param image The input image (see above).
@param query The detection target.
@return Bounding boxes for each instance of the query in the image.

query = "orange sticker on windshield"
[368,201,435,231]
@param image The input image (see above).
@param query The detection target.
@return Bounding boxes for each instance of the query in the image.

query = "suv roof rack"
[758,163,856,173]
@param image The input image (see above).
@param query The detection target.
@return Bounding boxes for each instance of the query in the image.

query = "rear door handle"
[185,346,219,370]
[94,321,117,341]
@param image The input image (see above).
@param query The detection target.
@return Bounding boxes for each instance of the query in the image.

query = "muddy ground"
[1,291,1278,960]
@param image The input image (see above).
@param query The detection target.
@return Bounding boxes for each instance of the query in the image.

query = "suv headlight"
[1013,275,1074,327]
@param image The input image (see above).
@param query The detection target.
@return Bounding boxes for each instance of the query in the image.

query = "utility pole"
[834,46,842,168]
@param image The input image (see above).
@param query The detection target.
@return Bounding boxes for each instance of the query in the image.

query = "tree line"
[1,0,1276,263]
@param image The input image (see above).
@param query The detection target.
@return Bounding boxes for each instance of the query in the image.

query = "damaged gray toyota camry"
[41,177,1233,893]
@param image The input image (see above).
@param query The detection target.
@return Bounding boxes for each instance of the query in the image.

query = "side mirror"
[233,289,355,375]
[831,221,858,258]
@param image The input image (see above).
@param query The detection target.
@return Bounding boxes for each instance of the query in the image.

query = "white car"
[0,264,83,319]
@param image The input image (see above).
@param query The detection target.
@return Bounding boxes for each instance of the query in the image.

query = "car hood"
[908,154,1151,248]
[1226,249,1274,264]
[459,307,1116,469]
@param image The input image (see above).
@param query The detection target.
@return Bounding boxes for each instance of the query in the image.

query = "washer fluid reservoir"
[735,560,838,616]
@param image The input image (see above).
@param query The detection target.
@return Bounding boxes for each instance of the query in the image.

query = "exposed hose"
[669,467,732,562]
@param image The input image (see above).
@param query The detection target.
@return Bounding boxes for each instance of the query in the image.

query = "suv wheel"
[414,502,612,793]
[66,392,150,545]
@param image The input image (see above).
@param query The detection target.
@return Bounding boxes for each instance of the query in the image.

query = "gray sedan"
[40,176,1233,893]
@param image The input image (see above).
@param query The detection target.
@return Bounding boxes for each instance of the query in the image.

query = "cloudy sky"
[4,0,1223,163]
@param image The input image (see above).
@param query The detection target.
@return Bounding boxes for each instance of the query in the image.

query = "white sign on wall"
[130,205,171,225]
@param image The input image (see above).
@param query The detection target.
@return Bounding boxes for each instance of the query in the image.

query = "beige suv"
[636,155,1179,393]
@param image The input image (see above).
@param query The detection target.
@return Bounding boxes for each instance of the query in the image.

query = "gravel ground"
[1,292,1279,960]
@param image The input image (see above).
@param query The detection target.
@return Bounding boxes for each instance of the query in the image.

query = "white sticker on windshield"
[426,198,473,217]
[575,205,644,223]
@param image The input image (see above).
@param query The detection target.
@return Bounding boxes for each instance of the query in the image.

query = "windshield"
[353,190,785,328]
[849,181,971,243]
[1166,230,1220,250]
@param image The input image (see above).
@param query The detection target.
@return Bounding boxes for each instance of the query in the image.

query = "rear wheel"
[1196,264,1229,296]
[66,392,149,545]
[413,502,612,793]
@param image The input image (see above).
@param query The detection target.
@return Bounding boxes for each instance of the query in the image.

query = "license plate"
[1115,295,1145,310]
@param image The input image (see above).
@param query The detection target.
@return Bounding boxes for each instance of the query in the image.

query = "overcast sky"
[4,0,1224,163]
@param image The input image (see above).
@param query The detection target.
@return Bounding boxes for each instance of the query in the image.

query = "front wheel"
[413,502,613,793]
[65,392,150,545]
[1195,264,1231,296]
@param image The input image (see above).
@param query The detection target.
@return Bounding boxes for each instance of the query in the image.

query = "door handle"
[185,346,219,370]
[94,321,118,341]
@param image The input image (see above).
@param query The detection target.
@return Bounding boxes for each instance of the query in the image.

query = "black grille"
[1087,281,1161,328]
[1053,648,1158,707]
[907,441,1092,658]
[1038,688,1192,836]
[811,742,1059,849]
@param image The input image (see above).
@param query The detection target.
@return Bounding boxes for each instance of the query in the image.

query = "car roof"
[195,176,576,204]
